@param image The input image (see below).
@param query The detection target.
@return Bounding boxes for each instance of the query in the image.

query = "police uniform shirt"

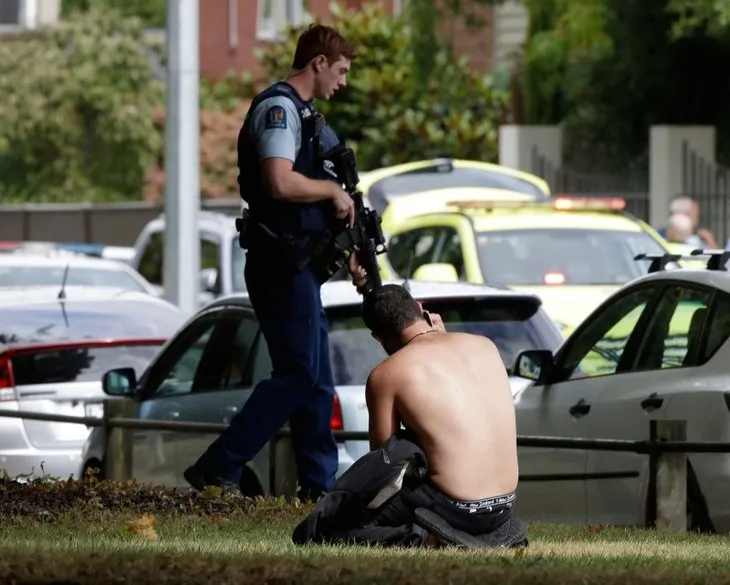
[249,96,303,165]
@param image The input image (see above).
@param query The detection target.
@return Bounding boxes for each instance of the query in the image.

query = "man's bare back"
[366,330,518,502]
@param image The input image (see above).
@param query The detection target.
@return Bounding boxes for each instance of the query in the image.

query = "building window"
[257,0,305,41]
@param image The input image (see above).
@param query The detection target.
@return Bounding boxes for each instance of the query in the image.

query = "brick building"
[199,0,529,81]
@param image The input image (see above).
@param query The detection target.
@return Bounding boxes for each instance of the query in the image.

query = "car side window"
[704,291,730,361]
[434,228,466,280]
[387,227,443,277]
[149,319,219,396]
[201,238,220,273]
[558,287,657,380]
[218,313,260,390]
[138,232,219,288]
[635,285,713,370]
[138,232,164,286]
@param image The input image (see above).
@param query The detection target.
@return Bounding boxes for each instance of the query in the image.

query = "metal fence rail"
[0,406,715,532]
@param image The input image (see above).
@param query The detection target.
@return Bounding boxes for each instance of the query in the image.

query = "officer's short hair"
[361,285,424,338]
[292,24,357,69]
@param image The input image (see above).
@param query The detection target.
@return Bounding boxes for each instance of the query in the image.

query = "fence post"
[649,419,687,532]
[103,398,136,482]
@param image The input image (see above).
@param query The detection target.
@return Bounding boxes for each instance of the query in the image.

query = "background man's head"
[362,285,427,355]
[291,24,356,101]
[666,212,694,243]
[669,195,700,230]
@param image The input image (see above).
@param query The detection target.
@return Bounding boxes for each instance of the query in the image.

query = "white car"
[0,253,159,296]
[130,210,245,305]
[80,280,563,496]
[511,251,730,533]
[0,286,185,481]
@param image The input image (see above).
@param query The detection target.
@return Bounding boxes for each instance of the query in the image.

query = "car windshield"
[0,301,184,346]
[231,237,247,292]
[475,228,667,286]
[325,297,562,386]
[0,265,145,292]
[368,167,547,214]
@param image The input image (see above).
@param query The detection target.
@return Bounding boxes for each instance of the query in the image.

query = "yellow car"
[378,196,675,336]
[359,158,552,219]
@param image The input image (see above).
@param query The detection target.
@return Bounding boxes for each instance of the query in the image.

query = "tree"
[517,0,730,168]
[61,0,167,28]
[667,0,730,38]
[0,7,165,202]
[257,2,511,169]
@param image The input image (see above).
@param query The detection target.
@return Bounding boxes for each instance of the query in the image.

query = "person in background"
[661,195,718,249]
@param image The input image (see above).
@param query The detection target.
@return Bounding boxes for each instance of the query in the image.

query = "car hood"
[508,284,621,336]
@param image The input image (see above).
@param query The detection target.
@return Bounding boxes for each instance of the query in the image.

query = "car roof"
[0,253,139,270]
[467,209,644,232]
[144,210,240,235]
[626,266,730,294]
[0,285,169,308]
[359,158,551,196]
[205,279,544,312]
[381,187,537,226]
[0,286,185,351]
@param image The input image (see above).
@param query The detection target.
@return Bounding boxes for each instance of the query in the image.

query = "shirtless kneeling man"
[359,284,526,547]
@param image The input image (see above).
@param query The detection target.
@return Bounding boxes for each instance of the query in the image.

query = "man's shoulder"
[251,95,299,127]
[366,359,398,390]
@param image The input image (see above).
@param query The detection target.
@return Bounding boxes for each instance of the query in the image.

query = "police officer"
[184,24,360,501]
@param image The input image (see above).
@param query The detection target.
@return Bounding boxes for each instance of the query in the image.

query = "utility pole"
[163,0,200,316]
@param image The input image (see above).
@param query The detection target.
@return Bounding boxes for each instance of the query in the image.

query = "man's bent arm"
[365,368,399,451]
[263,159,339,203]
[250,97,337,203]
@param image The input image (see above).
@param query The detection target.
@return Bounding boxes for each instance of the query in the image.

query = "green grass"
[2,477,730,584]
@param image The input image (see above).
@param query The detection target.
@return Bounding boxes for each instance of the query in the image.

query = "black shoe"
[184,464,242,496]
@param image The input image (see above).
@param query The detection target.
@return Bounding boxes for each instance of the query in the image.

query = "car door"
[586,281,716,526]
[131,309,225,486]
[515,284,662,525]
[171,308,262,490]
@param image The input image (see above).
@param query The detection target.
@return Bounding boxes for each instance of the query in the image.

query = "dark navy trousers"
[193,252,339,500]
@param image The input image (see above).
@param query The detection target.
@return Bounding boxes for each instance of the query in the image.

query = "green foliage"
[667,0,730,38]
[256,1,511,170]
[520,0,614,124]
[519,0,730,168]
[61,0,167,28]
[0,7,165,202]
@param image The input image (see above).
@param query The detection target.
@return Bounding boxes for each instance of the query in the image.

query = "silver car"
[0,286,185,480]
[81,280,563,496]
[0,252,159,296]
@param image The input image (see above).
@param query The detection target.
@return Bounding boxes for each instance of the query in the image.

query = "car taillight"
[0,355,15,401]
[331,393,343,432]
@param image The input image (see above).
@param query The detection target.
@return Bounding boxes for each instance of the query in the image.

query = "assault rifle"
[296,144,387,293]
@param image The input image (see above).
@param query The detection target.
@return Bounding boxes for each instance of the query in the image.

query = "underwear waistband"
[440,489,516,512]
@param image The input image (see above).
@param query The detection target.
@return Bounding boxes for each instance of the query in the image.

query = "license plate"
[85,402,104,419]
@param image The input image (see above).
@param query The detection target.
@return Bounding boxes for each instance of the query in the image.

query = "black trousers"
[330,477,517,548]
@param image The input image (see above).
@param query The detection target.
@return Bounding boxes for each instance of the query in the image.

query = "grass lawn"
[1,477,729,584]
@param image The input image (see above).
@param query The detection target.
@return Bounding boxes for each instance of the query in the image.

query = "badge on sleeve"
[265,105,287,130]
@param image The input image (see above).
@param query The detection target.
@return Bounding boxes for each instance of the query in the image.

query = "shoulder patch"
[265,105,287,130]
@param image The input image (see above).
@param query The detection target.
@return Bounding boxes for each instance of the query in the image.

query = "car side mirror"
[199,268,220,295]
[513,349,554,385]
[102,367,137,396]
[412,263,459,283]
